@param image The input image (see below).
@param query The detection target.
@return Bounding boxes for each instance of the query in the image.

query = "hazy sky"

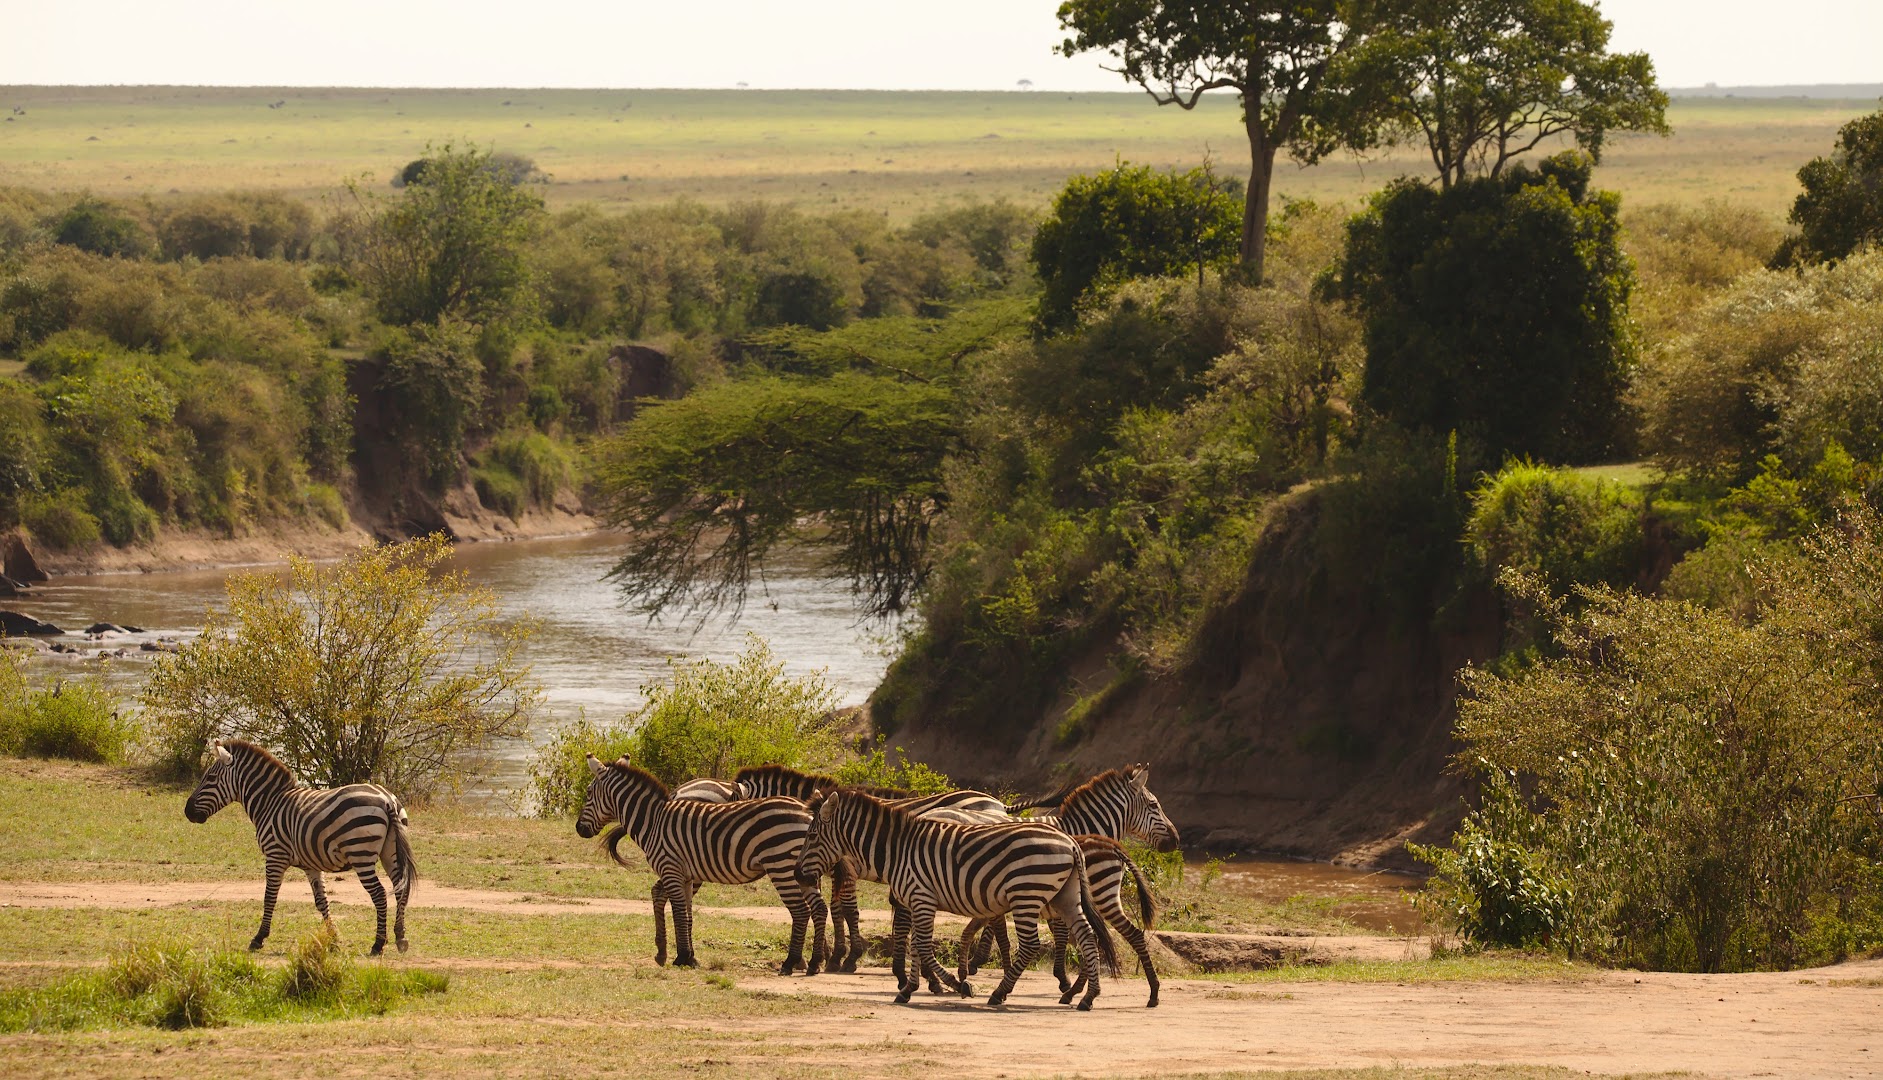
[6,1,1880,92]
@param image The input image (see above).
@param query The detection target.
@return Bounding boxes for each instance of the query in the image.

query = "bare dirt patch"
[727,962,1883,1078]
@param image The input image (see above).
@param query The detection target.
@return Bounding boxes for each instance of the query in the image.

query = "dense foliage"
[1773,105,1883,267]
[1327,153,1636,463]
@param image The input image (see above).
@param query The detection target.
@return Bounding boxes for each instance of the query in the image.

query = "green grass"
[1569,461,1663,489]
[0,86,1872,218]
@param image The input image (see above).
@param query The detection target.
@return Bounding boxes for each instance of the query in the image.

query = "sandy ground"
[726,964,1883,1079]
[6,877,1881,1077]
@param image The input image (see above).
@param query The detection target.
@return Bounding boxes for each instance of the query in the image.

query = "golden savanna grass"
[0,85,1875,218]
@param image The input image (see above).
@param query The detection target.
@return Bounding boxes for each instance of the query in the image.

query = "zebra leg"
[669,877,699,968]
[825,873,846,972]
[956,918,984,985]
[251,861,287,951]
[1050,914,1074,993]
[1065,908,1105,1011]
[304,869,332,924]
[986,909,1044,1008]
[835,863,864,973]
[768,868,815,976]
[392,862,412,954]
[1111,899,1158,1008]
[651,881,669,966]
[355,862,390,955]
[968,917,1002,975]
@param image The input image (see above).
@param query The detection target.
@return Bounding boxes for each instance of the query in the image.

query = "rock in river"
[0,610,63,636]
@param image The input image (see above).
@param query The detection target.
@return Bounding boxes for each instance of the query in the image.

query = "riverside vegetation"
[1,1,1882,1044]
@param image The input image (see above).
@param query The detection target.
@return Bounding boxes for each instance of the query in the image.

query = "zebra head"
[575,753,628,839]
[794,787,841,884]
[184,742,236,824]
[1123,763,1180,853]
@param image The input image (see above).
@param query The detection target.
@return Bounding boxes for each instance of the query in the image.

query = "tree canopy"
[1056,0,1369,283]
[1774,105,1883,267]
[1336,0,1668,188]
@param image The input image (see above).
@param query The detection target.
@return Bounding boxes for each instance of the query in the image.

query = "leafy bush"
[1430,563,1883,971]
[18,488,101,549]
[1625,201,1782,338]
[0,676,134,763]
[1465,462,1646,594]
[1636,250,1883,479]
[833,740,953,795]
[527,635,839,814]
[1030,162,1241,329]
[140,536,539,798]
[1773,105,1883,267]
[52,197,152,259]
[1326,152,1636,464]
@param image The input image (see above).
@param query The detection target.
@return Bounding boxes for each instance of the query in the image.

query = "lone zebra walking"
[577,755,828,973]
[183,740,416,955]
[796,787,1117,1010]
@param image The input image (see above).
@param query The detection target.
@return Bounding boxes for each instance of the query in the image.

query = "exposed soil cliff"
[885,490,1504,870]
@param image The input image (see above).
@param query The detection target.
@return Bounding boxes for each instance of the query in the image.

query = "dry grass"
[0,86,1872,219]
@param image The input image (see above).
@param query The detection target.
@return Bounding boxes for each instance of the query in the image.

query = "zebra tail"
[392,810,419,889]
[1118,845,1155,931]
[602,823,635,870]
[1073,843,1119,976]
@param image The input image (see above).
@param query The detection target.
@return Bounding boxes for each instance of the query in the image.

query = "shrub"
[18,489,101,549]
[0,677,134,763]
[527,634,839,814]
[484,429,573,508]
[1430,565,1883,971]
[1030,162,1241,330]
[833,739,954,795]
[1773,105,1883,267]
[140,536,539,798]
[281,924,347,1003]
[52,197,152,259]
[1465,462,1646,594]
[1325,152,1636,464]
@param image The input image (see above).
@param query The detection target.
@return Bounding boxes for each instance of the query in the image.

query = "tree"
[1774,105,1883,267]
[1056,0,1371,283]
[142,536,539,799]
[1029,162,1241,329]
[349,144,544,327]
[51,197,151,259]
[1336,0,1668,189]
[1325,152,1635,463]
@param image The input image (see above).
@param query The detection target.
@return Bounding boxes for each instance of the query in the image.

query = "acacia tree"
[1056,0,1373,283]
[1774,106,1883,267]
[1337,0,1668,188]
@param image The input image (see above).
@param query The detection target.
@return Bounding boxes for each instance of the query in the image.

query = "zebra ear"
[805,787,829,812]
[214,743,233,766]
[1128,762,1149,785]
[586,753,605,778]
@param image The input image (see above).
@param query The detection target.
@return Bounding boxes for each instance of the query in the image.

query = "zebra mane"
[1057,767,1133,813]
[604,759,671,799]
[222,739,294,783]
[734,763,834,787]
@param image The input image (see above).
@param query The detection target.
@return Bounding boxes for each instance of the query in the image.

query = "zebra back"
[586,758,812,884]
[185,740,406,878]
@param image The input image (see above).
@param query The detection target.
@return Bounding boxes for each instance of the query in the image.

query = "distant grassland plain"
[0,85,1877,218]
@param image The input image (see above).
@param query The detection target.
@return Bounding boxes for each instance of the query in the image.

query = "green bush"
[19,488,101,549]
[1465,462,1646,593]
[0,673,134,764]
[470,464,526,520]
[833,740,954,795]
[528,634,840,814]
[1432,562,1883,971]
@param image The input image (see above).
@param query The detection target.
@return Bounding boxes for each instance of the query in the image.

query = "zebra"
[964,763,1178,1006]
[795,787,1118,1010]
[183,739,416,956]
[576,754,828,974]
[731,764,1008,974]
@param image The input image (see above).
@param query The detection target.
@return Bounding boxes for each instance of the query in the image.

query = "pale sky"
[4,1,1879,92]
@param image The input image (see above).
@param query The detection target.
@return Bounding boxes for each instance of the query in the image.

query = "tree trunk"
[1242,113,1279,285]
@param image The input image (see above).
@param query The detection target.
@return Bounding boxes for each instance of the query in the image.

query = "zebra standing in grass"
[732,764,1008,974]
[796,787,1118,1010]
[183,740,416,956]
[576,754,828,973]
[963,764,1178,1006]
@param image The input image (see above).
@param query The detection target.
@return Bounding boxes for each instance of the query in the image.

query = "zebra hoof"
[894,990,914,1005]
[776,959,796,976]
[397,939,409,953]
[673,955,698,969]
[986,992,1008,1007]
[370,943,385,957]
[248,938,265,952]
[1059,989,1077,1005]
[1076,998,1095,1012]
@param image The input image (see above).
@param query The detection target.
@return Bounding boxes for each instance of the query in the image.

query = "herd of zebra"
[184,739,1180,1011]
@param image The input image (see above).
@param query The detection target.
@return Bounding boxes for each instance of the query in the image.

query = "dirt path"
[726,964,1883,1079]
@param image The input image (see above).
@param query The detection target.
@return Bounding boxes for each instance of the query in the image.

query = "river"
[3,533,897,802]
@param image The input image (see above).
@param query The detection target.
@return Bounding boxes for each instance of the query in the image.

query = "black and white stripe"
[183,740,416,955]
[968,764,1178,1005]
[796,787,1118,1010]
[576,755,827,973]
[732,764,1008,974]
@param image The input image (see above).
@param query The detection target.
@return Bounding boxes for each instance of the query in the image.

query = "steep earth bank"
[886,490,1503,870]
